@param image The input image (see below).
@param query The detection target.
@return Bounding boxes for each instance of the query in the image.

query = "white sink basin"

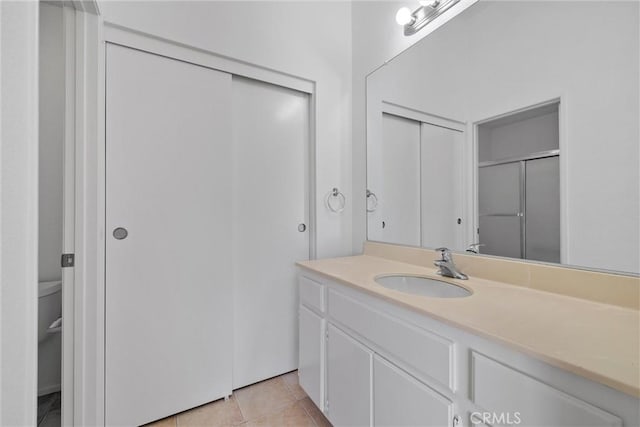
[374,275,471,298]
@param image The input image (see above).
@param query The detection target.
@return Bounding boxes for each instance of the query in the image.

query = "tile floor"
[144,371,332,427]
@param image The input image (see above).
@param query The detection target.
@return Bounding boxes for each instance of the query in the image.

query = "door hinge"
[61,253,75,268]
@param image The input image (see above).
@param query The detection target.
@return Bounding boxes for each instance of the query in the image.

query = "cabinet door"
[327,324,372,427]
[472,353,622,426]
[374,356,453,427]
[299,305,324,410]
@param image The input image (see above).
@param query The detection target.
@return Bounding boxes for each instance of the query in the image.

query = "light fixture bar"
[404,0,461,36]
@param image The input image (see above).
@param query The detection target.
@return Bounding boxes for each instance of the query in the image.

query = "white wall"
[98,0,353,259]
[479,111,559,162]
[355,1,639,273]
[39,3,65,283]
[0,1,39,425]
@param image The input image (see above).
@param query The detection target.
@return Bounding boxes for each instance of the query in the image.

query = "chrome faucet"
[434,247,468,280]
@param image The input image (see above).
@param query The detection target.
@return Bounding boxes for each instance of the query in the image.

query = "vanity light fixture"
[396,0,461,36]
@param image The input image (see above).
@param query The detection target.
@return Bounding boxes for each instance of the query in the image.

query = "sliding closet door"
[379,113,421,246]
[105,44,233,426]
[232,76,310,388]
[421,122,464,250]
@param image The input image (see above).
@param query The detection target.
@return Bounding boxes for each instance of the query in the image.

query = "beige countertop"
[297,254,640,398]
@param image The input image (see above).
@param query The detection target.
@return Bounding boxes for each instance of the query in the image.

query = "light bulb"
[395,7,414,26]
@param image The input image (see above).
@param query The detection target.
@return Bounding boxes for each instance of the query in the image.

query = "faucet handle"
[465,242,485,253]
[435,247,452,261]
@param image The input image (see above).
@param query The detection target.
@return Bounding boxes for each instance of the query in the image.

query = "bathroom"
[1,0,638,426]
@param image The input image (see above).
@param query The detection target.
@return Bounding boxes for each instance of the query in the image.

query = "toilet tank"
[38,280,62,342]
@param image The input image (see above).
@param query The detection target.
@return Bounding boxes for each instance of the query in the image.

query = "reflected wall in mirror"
[366,1,639,273]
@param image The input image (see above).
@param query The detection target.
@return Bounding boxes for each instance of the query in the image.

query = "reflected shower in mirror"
[478,102,560,263]
[366,1,639,273]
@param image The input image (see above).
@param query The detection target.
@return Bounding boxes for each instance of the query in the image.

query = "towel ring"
[366,189,378,212]
[326,188,346,213]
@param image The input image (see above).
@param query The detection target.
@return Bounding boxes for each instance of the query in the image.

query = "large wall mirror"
[366,1,639,274]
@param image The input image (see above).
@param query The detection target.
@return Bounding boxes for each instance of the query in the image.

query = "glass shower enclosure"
[477,102,560,263]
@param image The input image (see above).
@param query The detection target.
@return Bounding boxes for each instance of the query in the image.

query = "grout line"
[150,373,314,427]
[235,397,247,424]
[300,403,320,427]
[282,380,300,401]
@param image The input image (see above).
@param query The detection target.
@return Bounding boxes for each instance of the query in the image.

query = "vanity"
[296,242,639,427]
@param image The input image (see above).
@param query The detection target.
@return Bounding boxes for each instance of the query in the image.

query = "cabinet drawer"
[328,289,453,390]
[299,275,324,313]
[471,352,622,427]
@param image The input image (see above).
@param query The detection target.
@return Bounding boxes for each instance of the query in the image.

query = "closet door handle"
[298,223,307,232]
[113,227,129,240]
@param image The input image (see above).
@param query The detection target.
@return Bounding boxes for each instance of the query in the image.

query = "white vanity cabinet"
[297,271,639,427]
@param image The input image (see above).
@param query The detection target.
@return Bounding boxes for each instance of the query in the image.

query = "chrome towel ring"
[366,189,378,212]
[326,187,346,213]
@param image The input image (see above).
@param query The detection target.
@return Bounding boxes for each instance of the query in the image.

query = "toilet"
[38,280,62,396]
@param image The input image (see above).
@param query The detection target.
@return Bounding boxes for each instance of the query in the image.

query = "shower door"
[525,156,560,262]
[478,156,560,262]
[478,163,523,258]
[105,44,233,426]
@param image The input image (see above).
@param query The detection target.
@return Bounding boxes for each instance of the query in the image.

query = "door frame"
[74,21,318,425]
[0,2,40,425]
[61,5,76,426]
[0,2,99,425]
[470,96,566,263]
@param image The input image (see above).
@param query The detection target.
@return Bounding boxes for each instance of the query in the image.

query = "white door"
[421,122,464,251]
[379,113,421,246]
[105,44,233,426]
[231,76,310,388]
